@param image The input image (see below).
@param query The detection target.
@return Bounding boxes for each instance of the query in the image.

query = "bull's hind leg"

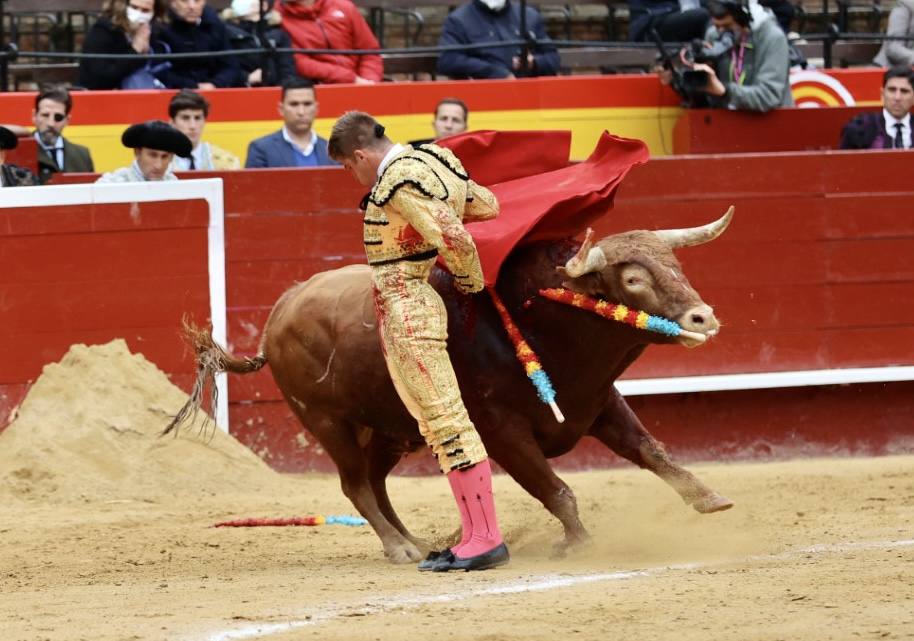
[365,431,425,550]
[306,414,423,564]
[485,427,589,555]
[590,389,733,513]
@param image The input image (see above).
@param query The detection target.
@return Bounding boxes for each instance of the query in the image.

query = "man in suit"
[32,86,95,183]
[841,66,914,150]
[245,77,336,168]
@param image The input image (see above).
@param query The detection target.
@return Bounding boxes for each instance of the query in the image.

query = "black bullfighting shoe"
[417,549,448,571]
[432,543,510,572]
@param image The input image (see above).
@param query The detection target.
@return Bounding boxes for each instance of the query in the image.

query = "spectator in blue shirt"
[245,78,335,168]
[437,0,560,79]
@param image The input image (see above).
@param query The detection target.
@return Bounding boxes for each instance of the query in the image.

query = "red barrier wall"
[8,150,914,473]
[672,107,874,154]
[0,199,211,427]
[4,137,38,173]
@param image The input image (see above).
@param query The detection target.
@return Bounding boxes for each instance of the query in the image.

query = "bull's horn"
[563,228,607,278]
[654,206,735,249]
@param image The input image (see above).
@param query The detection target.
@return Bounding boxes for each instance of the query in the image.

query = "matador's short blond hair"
[328,111,392,160]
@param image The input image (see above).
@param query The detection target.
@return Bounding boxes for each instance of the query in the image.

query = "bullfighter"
[328,111,509,572]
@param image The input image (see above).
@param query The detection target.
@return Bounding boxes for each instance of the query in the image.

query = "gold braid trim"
[369,156,449,207]
[412,144,469,180]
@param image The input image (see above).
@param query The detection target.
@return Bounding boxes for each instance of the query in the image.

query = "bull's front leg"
[484,424,589,556]
[589,388,733,513]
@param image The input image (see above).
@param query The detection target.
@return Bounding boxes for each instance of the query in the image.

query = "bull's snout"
[677,304,720,347]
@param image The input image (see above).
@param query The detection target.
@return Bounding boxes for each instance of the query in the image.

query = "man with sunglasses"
[32,86,95,183]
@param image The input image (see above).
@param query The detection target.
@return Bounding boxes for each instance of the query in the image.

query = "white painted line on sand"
[199,538,914,641]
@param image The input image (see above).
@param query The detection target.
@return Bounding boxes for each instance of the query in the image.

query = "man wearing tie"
[840,67,914,150]
[32,86,95,183]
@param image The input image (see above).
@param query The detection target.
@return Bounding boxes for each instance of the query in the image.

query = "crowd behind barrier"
[0,0,912,91]
[1,0,913,187]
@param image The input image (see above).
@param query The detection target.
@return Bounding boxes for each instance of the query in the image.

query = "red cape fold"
[441,130,650,285]
[437,129,572,185]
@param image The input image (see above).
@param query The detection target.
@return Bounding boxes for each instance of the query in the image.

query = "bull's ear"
[560,272,604,297]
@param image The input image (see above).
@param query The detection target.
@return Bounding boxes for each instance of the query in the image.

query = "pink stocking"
[447,471,473,552]
[446,458,503,558]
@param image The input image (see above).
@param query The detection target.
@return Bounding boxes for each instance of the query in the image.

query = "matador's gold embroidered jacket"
[362,143,498,290]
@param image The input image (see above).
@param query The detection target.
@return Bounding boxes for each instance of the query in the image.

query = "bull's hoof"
[385,541,423,564]
[551,532,591,559]
[691,493,734,514]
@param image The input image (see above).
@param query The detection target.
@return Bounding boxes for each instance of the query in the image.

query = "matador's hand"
[454,275,484,295]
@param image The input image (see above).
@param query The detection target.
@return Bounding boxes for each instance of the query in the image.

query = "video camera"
[652,29,734,105]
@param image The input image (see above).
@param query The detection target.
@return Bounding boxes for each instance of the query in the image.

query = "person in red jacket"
[279,0,383,84]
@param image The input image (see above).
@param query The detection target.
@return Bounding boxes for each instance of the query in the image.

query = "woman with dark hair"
[78,0,169,90]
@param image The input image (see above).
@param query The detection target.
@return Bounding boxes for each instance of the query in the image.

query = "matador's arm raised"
[390,185,485,293]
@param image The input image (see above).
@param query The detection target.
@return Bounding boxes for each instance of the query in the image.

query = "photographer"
[660,0,793,112]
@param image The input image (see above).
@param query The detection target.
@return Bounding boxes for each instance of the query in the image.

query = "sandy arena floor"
[3,454,913,641]
[2,343,912,641]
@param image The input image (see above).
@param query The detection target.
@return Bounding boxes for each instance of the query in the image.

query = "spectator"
[433,98,469,139]
[668,0,793,112]
[245,78,335,167]
[437,0,560,80]
[874,0,914,68]
[168,90,241,170]
[79,0,169,90]
[222,0,297,86]
[628,0,710,43]
[278,0,383,85]
[409,98,470,146]
[97,121,193,182]
[840,67,914,150]
[155,0,243,88]
[0,126,39,187]
[32,86,95,183]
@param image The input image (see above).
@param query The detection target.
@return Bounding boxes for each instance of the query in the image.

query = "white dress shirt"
[35,132,65,170]
[883,109,912,149]
[376,143,405,180]
[282,127,317,156]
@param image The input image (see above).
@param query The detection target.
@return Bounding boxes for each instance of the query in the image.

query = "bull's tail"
[163,319,267,437]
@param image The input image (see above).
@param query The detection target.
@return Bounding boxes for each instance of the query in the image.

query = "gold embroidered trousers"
[371,257,488,473]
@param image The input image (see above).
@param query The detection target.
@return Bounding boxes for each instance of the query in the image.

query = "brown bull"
[168,208,735,563]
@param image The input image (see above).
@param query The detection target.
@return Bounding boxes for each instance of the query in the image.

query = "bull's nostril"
[691,315,705,325]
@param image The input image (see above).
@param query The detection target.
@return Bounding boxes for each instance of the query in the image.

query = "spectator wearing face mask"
[437,0,560,79]
[79,0,169,90]
[221,0,297,86]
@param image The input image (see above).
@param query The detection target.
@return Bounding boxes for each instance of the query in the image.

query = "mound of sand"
[0,340,278,503]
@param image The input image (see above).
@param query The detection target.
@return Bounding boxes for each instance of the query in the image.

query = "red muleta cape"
[437,130,650,285]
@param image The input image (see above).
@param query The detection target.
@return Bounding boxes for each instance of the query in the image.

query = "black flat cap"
[122,120,193,157]
[0,126,18,150]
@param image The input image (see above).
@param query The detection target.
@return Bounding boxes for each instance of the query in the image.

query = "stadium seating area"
[0,0,896,90]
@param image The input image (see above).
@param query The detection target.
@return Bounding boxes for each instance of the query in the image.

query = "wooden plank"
[0,228,209,283]
[0,200,208,237]
[560,47,656,71]
[0,327,199,384]
[826,239,914,283]
[225,215,363,261]
[0,276,208,333]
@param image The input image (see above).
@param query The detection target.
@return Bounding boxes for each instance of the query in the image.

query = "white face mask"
[126,7,153,26]
[479,0,506,10]
[231,0,258,17]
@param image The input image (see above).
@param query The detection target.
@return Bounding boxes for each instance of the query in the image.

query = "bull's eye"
[626,277,638,286]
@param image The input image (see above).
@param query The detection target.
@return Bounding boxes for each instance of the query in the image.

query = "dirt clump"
[0,340,276,503]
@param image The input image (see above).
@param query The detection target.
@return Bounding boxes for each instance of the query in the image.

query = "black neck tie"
[894,122,904,149]
[189,155,196,170]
